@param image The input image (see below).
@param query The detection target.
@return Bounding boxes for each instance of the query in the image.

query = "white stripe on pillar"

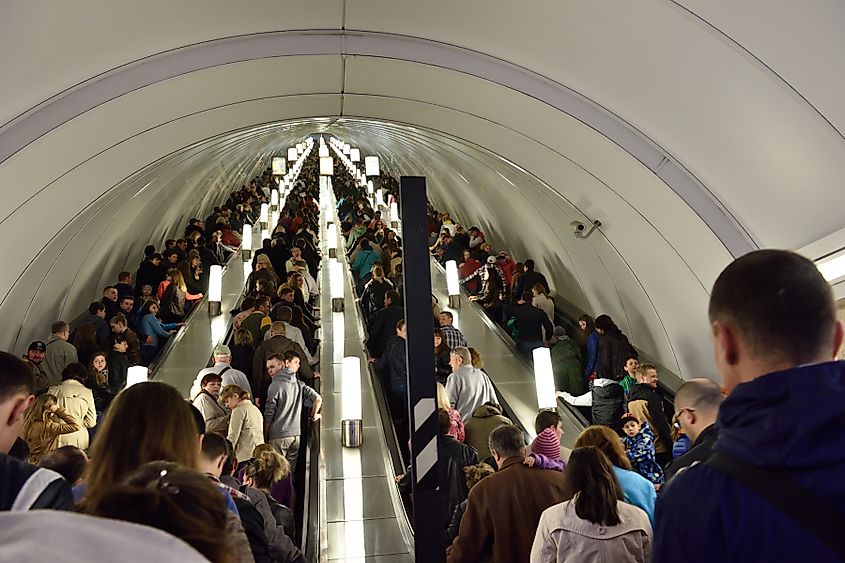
[415,437,438,484]
[414,398,435,432]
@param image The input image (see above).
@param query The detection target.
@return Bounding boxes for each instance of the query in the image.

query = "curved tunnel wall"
[2,2,845,382]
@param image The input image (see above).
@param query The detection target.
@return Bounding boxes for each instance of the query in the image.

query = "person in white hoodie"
[445,347,497,421]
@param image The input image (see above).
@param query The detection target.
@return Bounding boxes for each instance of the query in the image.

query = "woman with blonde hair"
[159,268,188,323]
[436,382,465,442]
[574,425,656,524]
[21,393,80,464]
[532,283,555,324]
[219,384,264,463]
[242,449,294,536]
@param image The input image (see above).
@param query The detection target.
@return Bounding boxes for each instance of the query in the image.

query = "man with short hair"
[367,290,405,358]
[445,347,498,421]
[654,250,845,562]
[72,301,111,350]
[438,311,468,349]
[270,305,317,365]
[242,296,271,345]
[117,294,138,332]
[506,291,554,357]
[263,352,322,467]
[114,271,134,299]
[252,322,315,401]
[101,286,120,319]
[663,378,723,482]
[43,321,77,386]
[626,363,673,467]
[0,352,75,510]
[191,344,252,399]
[108,314,139,364]
[513,259,550,298]
[22,341,48,392]
[447,425,567,563]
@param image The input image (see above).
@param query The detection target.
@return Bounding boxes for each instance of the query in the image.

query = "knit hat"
[531,427,561,460]
[620,412,640,427]
[553,326,567,338]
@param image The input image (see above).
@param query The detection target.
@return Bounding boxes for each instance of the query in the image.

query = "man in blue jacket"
[654,249,845,562]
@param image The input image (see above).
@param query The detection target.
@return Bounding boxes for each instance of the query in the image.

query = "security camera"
[572,219,602,239]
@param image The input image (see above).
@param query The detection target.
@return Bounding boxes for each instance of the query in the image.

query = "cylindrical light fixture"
[365,156,380,176]
[297,143,305,155]
[327,223,338,259]
[445,260,461,309]
[343,143,351,155]
[330,259,344,312]
[287,147,298,161]
[341,356,363,447]
[271,210,280,230]
[261,228,270,243]
[320,157,334,176]
[270,189,279,210]
[271,156,286,176]
[260,203,269,228]
[126,365,148,388]
[319,145,329,158]
[532,347,558,410]
[389,201,400,229]
[367,180,374,195]
[350,148,360,162]
[208,265,223,316]
[376,188,384,207]
[241,224,252,261]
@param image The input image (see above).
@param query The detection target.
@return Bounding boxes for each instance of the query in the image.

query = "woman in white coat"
[219,384,264,463]
[531,446,652,563]
[48,363,96,450]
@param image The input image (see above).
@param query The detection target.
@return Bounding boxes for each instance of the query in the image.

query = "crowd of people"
[1,141,844,563]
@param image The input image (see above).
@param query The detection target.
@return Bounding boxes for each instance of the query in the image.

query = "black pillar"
[400,176,445,562]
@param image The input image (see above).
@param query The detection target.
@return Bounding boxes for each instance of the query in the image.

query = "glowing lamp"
[446,260,461,308]
[320,157,334,176]
[365,156,380,176]
[319,145,329,158]
[287,147,298,161]
[259,203,269,227]
[350,148,360,162]
[341,356,363,447]
[271,157,286,176]
[126,366,148,388]
[330,259,344,312]
[367,180,374,195]
[532,347,558,411]
[270,189,279,208]
[327,223,338,258]
[241,224,252,261]
[208,265,223,316]
[343,143,351,155]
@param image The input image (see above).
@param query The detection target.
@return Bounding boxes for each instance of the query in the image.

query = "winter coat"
[367,303,405,359]
[439,435,479,528]
[360,277,394,322]
[192,390,229,434]
[664,424,717,482]
[464,403,513,459]
[621,421,664,485]
[591,380,624,429]
[597,328,635,381]
[228,400,265,463]
[613,466,656,526]
[447,457,568,563]
[654,361,845,562]
[159,284,186,324]
[582,332,600,378]
[626,384,672,455]
[42,336,78,387]
[48,380,96,449]
[137,314,178,347]
[351,247,379,281]
[531,498,652,563]
[550,337,585,395]
[22,408,80,464]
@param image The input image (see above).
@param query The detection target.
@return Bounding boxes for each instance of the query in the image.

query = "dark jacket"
[626,383,672,455]
[463,404,513,459]
[374,335,407,391]
[0,453,75,511]
[654,362,845,562]
[135,259,166,296]
[513,270,549,298]
[252,335,315,398]
[598,327,635,381]
[447,456,568,563]
[591,381,624,429]
[439,435,479,529]
[360,278,394,323]
[367,303,404,358]
[231,344,255,383]
[72,312,111,351]
[232,497,272,563]
[506,302,553,343]
[107,350,129,390]
[550,337,585,395]
[664,423,717,482]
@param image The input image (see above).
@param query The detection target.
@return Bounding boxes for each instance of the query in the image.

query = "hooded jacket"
[463,404,513,460]
[654,361,845,562]
[598,328,635,381]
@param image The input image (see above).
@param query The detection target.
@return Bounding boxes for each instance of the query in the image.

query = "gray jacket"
[42,336,77,386]
[445,365,498,421]
[264,370,320,439]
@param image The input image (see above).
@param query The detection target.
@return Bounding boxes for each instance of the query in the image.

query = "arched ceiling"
[1,1,843,380]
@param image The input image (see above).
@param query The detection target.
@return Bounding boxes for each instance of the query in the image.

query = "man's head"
[26,341,46,364]
[89,301,106,319]
[488,424,526,468]
[623,355,639,377]
[524,259,535,272]
[385,290,400,308]
[437,409,452,436]
[118,271,133,284]
[266,354,285,378]
[120,295,135,314]
[255,297,271,315]
[176,238,188,251]
[396,319,406,340]
[275,306,293,323]
[212,344,231,364]
[39,446,88,485]
[198,431,229,477]
[673,378,724,443]
[0,352,36,453]
[449,346,472,373]
[635,363,658,388]
[103,286,118,302]
[283,350,301,373]
[112,334,128,354]
[269,321,287,338]
[708,249,842,391]
[438,311,454,327]
[279,288,295,303]
[534,410,564,441]
[621,413,641,438]
[51,320,70,340]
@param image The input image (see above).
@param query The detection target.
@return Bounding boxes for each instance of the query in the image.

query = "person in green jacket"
[550,326,586,395]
